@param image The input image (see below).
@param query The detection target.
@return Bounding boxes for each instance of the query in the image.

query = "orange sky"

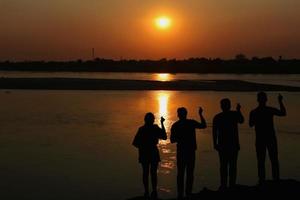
[0,0,299,60]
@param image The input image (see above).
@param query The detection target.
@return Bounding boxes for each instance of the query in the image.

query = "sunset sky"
[0,0,299,61]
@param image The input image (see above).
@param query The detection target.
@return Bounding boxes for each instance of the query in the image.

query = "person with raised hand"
[249,92,287,185]
[170,107,207,199]
[133,113,167,199]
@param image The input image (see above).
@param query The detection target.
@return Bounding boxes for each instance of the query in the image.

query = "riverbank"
[1,78,300,91]
[127,180,300,199]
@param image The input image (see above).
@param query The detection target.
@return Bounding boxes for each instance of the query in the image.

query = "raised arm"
[276,94,287,116]
[159,117,167,140]
[236,103,244,124]
[194,107,207,129]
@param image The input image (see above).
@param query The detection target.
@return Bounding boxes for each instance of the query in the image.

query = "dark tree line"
[0,55,299,73]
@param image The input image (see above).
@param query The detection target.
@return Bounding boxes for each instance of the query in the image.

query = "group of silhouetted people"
[133,92,286,199]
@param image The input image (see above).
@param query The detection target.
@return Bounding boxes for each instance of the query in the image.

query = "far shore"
[1,57,300,74]
[1,78,300,91]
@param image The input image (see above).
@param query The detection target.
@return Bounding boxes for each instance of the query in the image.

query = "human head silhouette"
[144,112,155,125]
[177,107,187,120]
[257,92,268,105]
[220,98,231,112]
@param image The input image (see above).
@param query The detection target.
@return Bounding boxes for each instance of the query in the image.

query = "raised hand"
[199,107,203,115]
[160,117,165,123]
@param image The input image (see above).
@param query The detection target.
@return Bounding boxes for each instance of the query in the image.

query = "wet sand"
[1,78,300,91]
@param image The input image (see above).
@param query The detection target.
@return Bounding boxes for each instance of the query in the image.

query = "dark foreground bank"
[127,180,300,199]
[1,78,300,91]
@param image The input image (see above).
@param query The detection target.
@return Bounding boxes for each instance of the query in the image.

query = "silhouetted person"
[132,113,167,199]
[213,99,244,190]
[249,92,286,184]
[170,107,207,199]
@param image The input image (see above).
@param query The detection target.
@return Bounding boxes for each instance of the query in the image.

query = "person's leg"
[256,141,267,184]
[218,151,228,189]
[185,151,196,196]
[229,151,239,187]
[142,163,150,196]
[268,137,280,181]
[177,152,185,199]
[150,162,159,198]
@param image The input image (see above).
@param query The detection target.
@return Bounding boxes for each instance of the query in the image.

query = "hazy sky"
[0,0,299,60]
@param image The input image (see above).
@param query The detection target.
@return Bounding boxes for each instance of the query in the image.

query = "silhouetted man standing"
[171,107,206,199]
[213,99,244,190]
[249,92,286,184]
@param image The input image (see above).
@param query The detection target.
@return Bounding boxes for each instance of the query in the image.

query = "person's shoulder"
[231,110,240,116]
[138,125,145,131]
[152,124,162,134]
[213,112,223,120]
[172,120,180,125]
[266,106,279,114]
[188,119,199,124]
[260,106,275,113]
[189,119,206,128]
[171,120,180,128]
[136,126,145,135]
[250,107,259,113]
[153,124,160,129]
[266,106,276,110]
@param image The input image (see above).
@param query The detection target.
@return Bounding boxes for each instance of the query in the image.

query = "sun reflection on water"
[155,91,176,179]
[158,92,169,119]
[155,73,172,82]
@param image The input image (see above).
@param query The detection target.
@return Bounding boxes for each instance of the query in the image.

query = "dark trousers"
[256,137,280,182]
[176,150,195,197]
[141,162,158,194]
[218,150,238,187]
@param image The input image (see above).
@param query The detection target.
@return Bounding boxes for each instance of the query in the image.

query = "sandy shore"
[0,78,300,91]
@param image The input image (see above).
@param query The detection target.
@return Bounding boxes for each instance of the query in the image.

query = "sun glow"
[155,16,171,29]
[158,92,169,118]
[156,73,172,81]
[157,91,171,145]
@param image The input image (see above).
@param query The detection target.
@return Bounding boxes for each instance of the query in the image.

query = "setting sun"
[155,16,171,29]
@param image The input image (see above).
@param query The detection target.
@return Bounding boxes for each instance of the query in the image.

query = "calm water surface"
[0,90,299,199]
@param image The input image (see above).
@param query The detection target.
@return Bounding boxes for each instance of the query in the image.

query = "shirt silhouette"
[170,107,206,199]
[249,92,286,184]
[132,113,167,199]
[213,99,244,190]
[133,123,167,163]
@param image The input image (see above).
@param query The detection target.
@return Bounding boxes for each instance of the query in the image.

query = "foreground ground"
[127,180,300,199]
